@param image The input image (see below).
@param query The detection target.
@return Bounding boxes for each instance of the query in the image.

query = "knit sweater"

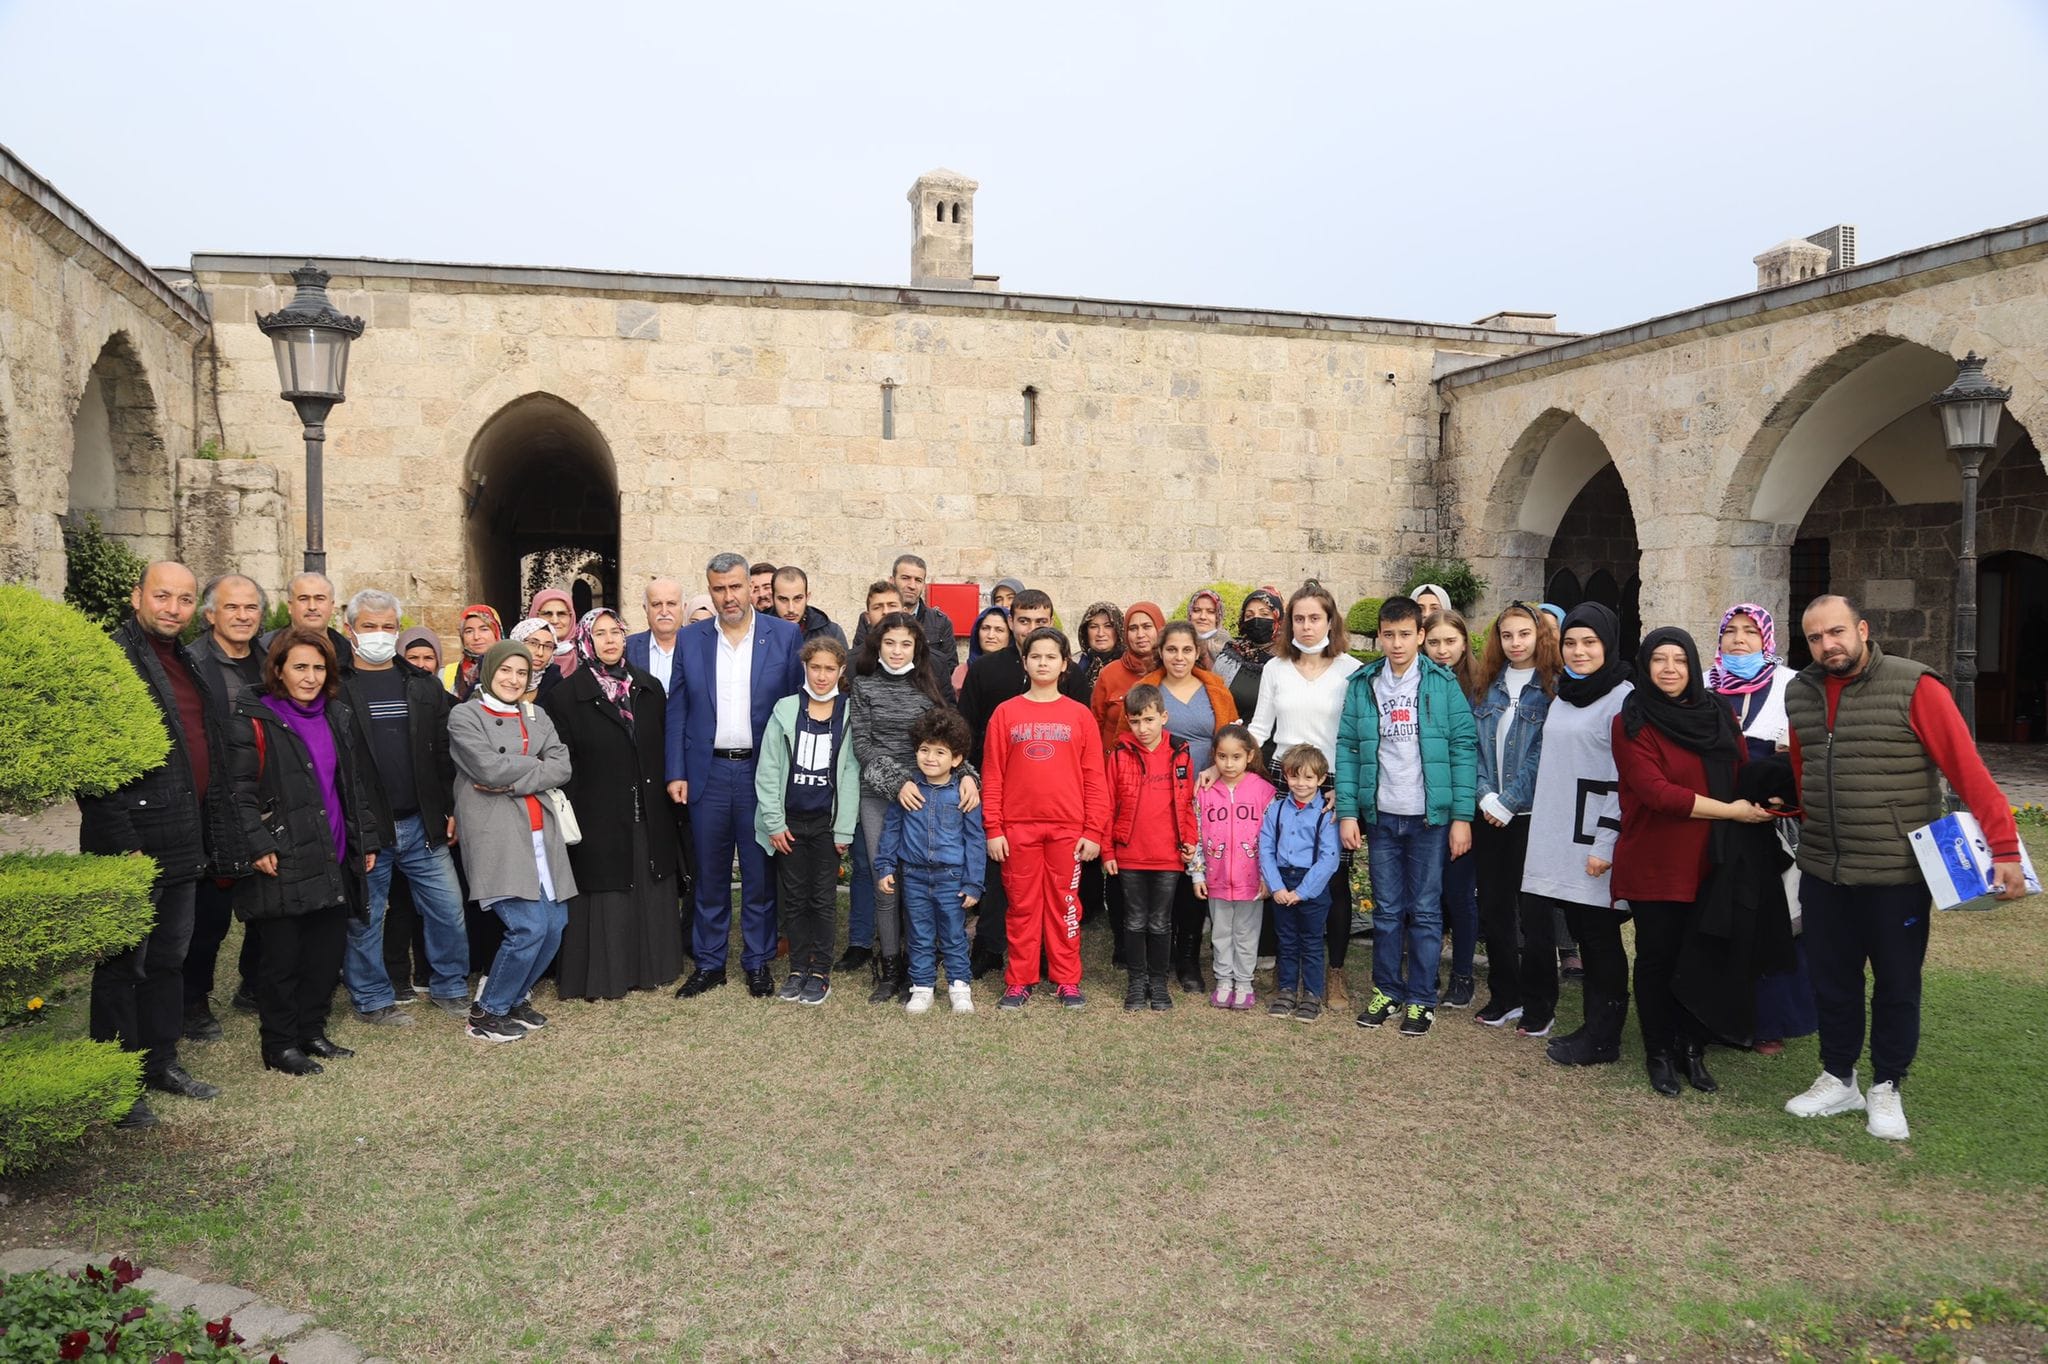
[1520,681,1632,908]
[850,672,975,802]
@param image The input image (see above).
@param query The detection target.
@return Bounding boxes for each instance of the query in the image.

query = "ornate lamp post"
[255,263,364,574]
[1928,351,2010,735]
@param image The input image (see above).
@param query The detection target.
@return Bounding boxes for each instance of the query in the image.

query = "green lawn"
[4,841,2046,1363]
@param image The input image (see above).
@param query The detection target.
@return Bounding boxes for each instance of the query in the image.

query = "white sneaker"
[906,986,935,1014]
[948,980,974,1014]
[1785,1068,1865,1118]
[1864,1081,1909,1140]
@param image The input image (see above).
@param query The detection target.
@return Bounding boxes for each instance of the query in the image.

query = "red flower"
[153,1354,186,1364]
[121,1306,149,1323]
[204,1316,234,1345]
[109,1256,140,1286]
[58,1329,91,1359]
[83,1265,106,1286]
[101,1326,121,1353]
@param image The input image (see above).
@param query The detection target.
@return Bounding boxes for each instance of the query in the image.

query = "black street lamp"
[1928,350,2011,735]
[255,263,364,575]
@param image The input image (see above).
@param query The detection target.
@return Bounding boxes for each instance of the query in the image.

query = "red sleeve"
[1078,708,1111,843]
[1611,716,1700,819]
[1788,726,1803,806]
[981,705,1008,839]
[1908,674,2022,860]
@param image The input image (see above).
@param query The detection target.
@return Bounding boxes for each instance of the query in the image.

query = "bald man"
[78,562,245,1127]
[626,577,685,695]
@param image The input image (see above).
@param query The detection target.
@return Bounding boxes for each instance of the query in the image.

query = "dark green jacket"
[1784,641,1942,885]
[1334,656,1478,827]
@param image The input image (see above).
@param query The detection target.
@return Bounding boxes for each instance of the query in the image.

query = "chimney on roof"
[909,169,978,287]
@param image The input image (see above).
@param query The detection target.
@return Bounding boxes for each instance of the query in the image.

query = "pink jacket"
[1194,772,1277,901]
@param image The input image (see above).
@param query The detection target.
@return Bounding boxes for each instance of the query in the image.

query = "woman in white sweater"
[1244,581,1362,1005]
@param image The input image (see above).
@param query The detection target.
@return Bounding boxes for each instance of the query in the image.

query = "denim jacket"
[1472,675,1551,815]
[876,777,988,899]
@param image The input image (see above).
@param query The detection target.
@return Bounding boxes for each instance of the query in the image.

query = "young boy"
[1335,594,1479,1038]
[876,708,987,1014]
[1258,744,1343,1022]
[1104,684,1200,1013]
[755,637,861,1005]
[982,627,1109,1012]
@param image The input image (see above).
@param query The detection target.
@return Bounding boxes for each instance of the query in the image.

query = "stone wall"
[173,456,291,599]
[190,261,1540,638]
[0,152,204,594]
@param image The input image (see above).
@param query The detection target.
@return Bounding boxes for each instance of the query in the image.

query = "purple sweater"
[262,693,346,863]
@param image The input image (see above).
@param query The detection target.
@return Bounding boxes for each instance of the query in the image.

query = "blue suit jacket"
[625,629,651,674]
[663,612,803,792]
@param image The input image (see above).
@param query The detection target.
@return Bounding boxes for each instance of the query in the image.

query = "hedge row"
[0,1034,142,1175]
[0,852,159,1003]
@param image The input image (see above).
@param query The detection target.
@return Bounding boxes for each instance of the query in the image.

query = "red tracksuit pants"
[1001,822,1084,989]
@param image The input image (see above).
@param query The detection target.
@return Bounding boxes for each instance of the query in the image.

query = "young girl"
[1470,603,1562,1029]
[757,637,862,1005]
[982,628,1109,1012]
[1194,723,1275,1010]
[1422,609,1482,1008]
[1518,603,1633,1044]
[1258,743,1342,1022]
[851,612,978,1004]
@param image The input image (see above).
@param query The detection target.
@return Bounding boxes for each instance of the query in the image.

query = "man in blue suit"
[667,552,802,998]
[624,577,684,695]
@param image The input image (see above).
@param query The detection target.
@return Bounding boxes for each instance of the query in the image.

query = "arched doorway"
[464,394,619,627]
[68,332,171,561]
[1979,550,2048,743]
[1544,465,1641,650]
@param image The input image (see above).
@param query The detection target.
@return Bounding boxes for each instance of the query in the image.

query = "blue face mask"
[1563,665,1588,679]
[1719,651,1769,681]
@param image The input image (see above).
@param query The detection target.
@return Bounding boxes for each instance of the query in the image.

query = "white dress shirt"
[647,635,676,695]
[712,616,757,750]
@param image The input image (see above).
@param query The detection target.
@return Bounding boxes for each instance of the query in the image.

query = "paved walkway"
[0,1248,384,1363]
[1980,743,2048,807]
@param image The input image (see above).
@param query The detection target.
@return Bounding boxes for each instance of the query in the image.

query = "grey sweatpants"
[1209,897,1262,989]
[860,793,904,958]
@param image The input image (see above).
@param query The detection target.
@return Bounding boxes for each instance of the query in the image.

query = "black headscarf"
[1621,626,1739,800]
[1553,602,1631,708]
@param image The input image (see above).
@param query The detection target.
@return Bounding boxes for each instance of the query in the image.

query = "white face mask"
[1198,628,1221,641]
[881,657,917,677]
[804,681,840,702]
[1294,634,1328,655]
[552,639,575,657]
[353,631,398,664]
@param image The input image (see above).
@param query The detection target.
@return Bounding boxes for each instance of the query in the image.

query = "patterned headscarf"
[1705,602,1780,696]
[529,589,580,676]
[576,608,634,724]
[451,604,503,698]
[1077,601,1125,692]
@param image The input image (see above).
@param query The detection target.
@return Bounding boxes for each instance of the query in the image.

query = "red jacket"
[982,694,1110,841]
[1610,717,1746,905]
[1107,732,1199,870]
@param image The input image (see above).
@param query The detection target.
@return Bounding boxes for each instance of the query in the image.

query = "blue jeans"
[350,814,470,1009]
[846,833,876,950]
[901,865,972,988]
[1274,866,1331,998]
[1368,813,1447,1006]
[1441,838,1478,979]
[478,895,567,1017]
[691,756,778,973]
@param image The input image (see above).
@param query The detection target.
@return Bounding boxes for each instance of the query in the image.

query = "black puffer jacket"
[541,663,681,894]
[225,689,381,923]
[77,615,246,881]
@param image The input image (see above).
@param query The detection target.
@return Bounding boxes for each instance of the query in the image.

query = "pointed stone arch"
[462,393,620,625]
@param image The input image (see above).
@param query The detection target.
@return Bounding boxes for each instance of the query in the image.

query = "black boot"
[1684,1043,1719,1094]
[1148,931,1174,1011]
[893,953,912,1003]
[867,951,895,1005]
[1645,1051,1681,1096]
[1124,961,1148,1012]
[834,943,872,973]
[1549,994,1625,1066]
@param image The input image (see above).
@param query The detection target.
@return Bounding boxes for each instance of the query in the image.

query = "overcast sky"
[4,0,2045,335]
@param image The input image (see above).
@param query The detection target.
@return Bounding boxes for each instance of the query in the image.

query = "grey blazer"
[449,700,580,904]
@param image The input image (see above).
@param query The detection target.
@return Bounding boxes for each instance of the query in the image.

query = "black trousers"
[249,904,350,1055]
[1478,820,1556,1016]
[381,870,431,994]
[1631,899,1703,1053]
[1170,873,1206,969]
[1801,875,1932,1087]
[1081,859,1126,962]
[1120,869,1177,937]
[90,877,196,1077]
[183,877,237,1012]
[777,809,838,976]
[1563,901,1630,1016]
[971,873,1008,957]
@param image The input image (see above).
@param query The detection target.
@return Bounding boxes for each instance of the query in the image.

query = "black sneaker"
[1292,997,1323,1023]
[1266,992,1296,1018]
[466,1007,523,1043]
[1056,984,1085,1011]
[1399,1004,1435,1037]
[1444,975,1476,1009]
[1474,999,1523,1027]
[833,944,872,973]
[999,985,1030,1012]
[777,974,806,1002]
[799,974,831,1005]
[1516,1013,1554,1039]
[1355,990,1398,1029]
[507,1002,548,1031]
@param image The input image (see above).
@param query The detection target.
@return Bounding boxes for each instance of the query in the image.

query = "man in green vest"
[1781,596,2027,1142]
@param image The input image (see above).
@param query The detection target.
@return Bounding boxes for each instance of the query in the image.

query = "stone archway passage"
[1545,463,1641,650]
[1979,549,2048,743]
[67,332,171,561]
[463,394,619,628]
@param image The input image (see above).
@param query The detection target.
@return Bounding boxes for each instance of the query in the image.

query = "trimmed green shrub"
[1400,558,1488,612]
[60,515,147,634]
[1346,597,1384,640]
[0,853,160,1005]
[1174,581,1260,630]
[0,585,170,813]
[263,600,291,633]
[0,1254,271,1357]
[0,1035,141,1175]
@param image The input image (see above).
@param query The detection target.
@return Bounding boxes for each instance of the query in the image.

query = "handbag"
[545,787,582,845]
